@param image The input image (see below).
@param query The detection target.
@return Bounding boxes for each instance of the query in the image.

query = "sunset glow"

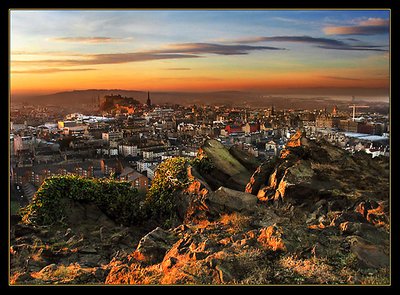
[10,9,390,96]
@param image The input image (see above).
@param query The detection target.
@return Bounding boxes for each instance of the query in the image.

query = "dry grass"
[257,226,286,251]
[219,212,252,234]
[278,255,339,284]
[30,263,96,283]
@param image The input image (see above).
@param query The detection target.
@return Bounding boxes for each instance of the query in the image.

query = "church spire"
[146,91,151,107]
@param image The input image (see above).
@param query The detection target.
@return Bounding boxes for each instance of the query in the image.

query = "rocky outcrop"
[228,145,261,171]
[105,196,389,284]
[10,199,152,285]
[196,139,252,191]
[11,131,390,285]
[133,227,179,265]
[207,186,258,214]
[253,130,389,209]
[245,159,279,195]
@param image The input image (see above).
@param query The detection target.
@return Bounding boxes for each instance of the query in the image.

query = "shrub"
[191,156,215,174]
[144,157,191,223]
[20,175,144,226]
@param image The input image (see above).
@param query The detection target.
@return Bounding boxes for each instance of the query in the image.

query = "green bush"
[144,157,191,223]
[20,175,144,226]
[191,156,215,174]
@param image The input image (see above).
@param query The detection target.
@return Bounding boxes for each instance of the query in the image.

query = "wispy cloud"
[50,36,128,43]
[11,50,83,56]
[158,43,285,55]
[323,18,389,35]
[230,35,388,52]
[11,68,97,74]
[11,53,200,67]
[11,42,286,68]
[164,67,191,71]
[321,76,361,81]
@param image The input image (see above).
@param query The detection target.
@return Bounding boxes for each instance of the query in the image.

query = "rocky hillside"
[10,131,390,285]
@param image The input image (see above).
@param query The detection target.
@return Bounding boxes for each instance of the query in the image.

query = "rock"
[207,186,258,214]
[78,247,97,254]
[10,272,34,284]
[197,139,252,191]
[164,257,178,269]
[190,251,208,261]
[328,199,348,212]
[134,227,178,265]
[215,264,234,283]
[79,254,102,267]
[355,200,389,228]
[36,263,58,277]
[62,198,117,228]
[339,222,389,245]
[245,159,279,195]
[331,211,367,227]
[64,228,73,238]
[94,267,107,281]
[346,236,389,269]
[257,225,286,251]
[272,160,317,203]
[14,224,39,237]
[228,145,261,171]
[174,166,212,222]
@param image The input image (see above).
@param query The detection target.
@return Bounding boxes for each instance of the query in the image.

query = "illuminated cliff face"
[285,130,303,148]
[99,95,140,112]
[115,104,135,114]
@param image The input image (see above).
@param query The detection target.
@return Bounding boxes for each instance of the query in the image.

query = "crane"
[349,104,369,121]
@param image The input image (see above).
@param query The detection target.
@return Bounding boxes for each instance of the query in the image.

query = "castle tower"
[332,105,338,116]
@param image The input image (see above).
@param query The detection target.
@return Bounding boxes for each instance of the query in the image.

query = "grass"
[219,212,252,234]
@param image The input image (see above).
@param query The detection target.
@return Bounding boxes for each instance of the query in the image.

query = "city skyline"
[10,9,390,97]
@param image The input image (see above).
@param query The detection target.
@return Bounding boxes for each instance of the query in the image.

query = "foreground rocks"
[10,131,390,285]
[10,201,152,285]
[105,201,389,285]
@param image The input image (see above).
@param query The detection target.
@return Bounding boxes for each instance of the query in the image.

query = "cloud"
[323,18,389,35]
[11,68,97,74]
[359,18,389,26]
[11,50,82,56]
[164,68,191,71]
[158,42,285,55]
[11,42,286,68]
[50,37,127,43]
[321,76,361,81]
[11,53,201,67]
[230,35,388,52]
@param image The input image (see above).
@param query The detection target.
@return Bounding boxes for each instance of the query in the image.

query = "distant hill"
[11,88,389,111]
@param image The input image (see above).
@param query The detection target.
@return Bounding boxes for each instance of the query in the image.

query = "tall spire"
[146,91,151,107]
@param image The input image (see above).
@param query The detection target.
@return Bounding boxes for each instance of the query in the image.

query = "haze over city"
[10,9,389,99]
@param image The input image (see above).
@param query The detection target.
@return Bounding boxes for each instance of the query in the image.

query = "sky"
[10,9,390,97]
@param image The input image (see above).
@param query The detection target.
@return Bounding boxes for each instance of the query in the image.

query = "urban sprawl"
[10,93,389,207]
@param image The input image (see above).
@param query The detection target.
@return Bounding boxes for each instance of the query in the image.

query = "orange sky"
[10,10,390,97]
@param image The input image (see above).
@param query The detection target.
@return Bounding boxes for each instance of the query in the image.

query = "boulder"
[197,140,252,190]
[228,145,261,171]
[346,236,389,269]
[133,227,178,265]
[207,186,258,214]
[245,159,279,195]
[339,222,389,245]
